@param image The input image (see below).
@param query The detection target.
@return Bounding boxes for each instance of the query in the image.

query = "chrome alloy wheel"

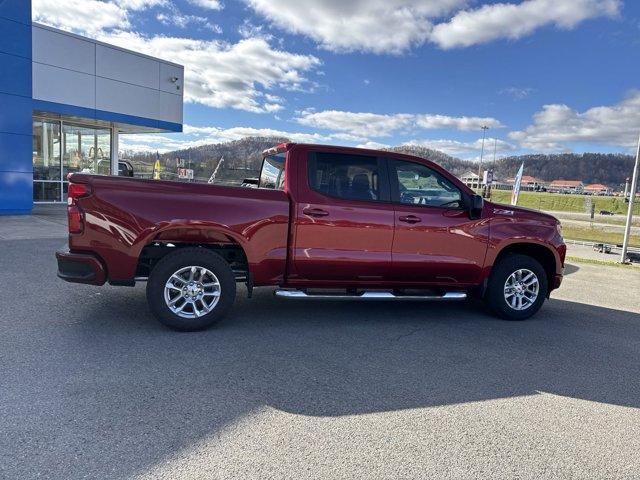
[163,266,221,319]
[503,268,539,311]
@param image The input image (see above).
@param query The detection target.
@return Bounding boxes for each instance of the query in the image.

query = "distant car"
[240,177,259,188]
[118,160,134,177]
[599,210,614,216]
[593,243,612,254]
[626,251,640,263]
[93,159,135,177]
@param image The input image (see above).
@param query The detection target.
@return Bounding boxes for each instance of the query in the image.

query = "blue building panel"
[0,17,32,58]
[0,52,32,98]
[0,93,33,135]
[32,99,183,133]
[0,0,31,214]
[0,171,33,213]
[0,0,32,25]
[0,132,32,172]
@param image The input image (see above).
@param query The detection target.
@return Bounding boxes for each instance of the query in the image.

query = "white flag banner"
[511,162,524,206]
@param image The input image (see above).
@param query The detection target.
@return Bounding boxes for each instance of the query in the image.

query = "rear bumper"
[56,247,107,285]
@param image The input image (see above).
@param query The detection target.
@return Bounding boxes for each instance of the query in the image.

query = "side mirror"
[469,194,484,219]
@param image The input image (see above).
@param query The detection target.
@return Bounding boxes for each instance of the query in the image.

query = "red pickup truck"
[57,143,565,331]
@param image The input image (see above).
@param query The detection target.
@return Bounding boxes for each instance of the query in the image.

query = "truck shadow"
[563,262,580,275]
[4,269,640,479]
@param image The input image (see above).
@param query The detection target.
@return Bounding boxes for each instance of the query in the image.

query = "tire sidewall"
[146,248,236,331]
[486,254,548,320]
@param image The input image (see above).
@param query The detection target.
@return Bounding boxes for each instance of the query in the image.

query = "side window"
[259,153,286,190]
[391,159,463,208]
[309,152,381,202]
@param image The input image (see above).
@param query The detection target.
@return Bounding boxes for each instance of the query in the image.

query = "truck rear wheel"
[485,254,548,320]
[146,248,236,331]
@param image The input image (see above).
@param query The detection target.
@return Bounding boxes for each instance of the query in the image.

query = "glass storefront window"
[33,119,112,202]
[95,129,112,175]
[33,181,61,202]
[62,124,111,177]
[32,120,61,181]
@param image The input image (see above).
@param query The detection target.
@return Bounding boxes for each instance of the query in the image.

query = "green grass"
[565,256,636,268]
[489,190,640,216]
[561,225,640,247]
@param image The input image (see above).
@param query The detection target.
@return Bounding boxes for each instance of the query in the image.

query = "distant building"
[460,171,483,189]
[548,180,584,194]
[584,183,612,196]
[505,175,547,191]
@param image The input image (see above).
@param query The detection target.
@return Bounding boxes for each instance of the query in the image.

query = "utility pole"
[620,130,640,263]
[477,125,489,192]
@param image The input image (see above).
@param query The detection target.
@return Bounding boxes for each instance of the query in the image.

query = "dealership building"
[0,0,184,214]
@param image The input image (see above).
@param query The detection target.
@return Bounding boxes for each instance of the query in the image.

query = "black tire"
[485,254,548,320]
[146,247,236,331]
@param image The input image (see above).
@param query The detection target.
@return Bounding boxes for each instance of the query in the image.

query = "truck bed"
[68,174,290,285]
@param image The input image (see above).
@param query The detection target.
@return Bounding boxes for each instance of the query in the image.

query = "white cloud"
[295,110,503,138]
[238,19,271,39]
[121,124,348,152]
[156,12,205,28]
[245,0,619,53]
[116,0,168,10]
[509,92,640,151]
[406,138,516,158]
[356,141,391,150]
[415,114,503,130]
[119,141,171,154]
[296,111,414,137]
[431,0,621,49]
[245,0,466,54]
[33,0,130,35]
[182,125,220,135]
[188,0,223,10]
[99,32,321,113]
[500,87,535,100]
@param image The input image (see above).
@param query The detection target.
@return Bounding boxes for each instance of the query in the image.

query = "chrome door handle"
[399,215,421,224]
[303,207,329,217]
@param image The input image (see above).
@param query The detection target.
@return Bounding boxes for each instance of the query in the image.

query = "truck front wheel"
[485,254,548,320]
[146,248,236,331]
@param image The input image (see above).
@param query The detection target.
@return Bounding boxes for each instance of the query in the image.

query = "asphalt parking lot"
[1,235,639,479]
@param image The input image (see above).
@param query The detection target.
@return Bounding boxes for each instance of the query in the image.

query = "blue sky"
[33,0,640,160]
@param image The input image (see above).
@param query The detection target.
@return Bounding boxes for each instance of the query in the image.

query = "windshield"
[259,153,286,190]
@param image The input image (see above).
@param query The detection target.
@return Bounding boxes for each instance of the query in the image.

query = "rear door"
[388,158,488,285]
[291,150,394,282]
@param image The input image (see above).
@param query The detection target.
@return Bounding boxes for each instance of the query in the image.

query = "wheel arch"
[490,241,559,293]
[134,224,251,280]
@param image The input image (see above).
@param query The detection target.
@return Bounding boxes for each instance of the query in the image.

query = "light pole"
[620,130,640,263]
[487,137,498,198]
[477,125,489,192]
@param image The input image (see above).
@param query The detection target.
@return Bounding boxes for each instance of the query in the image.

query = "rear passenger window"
[308,153,381,202]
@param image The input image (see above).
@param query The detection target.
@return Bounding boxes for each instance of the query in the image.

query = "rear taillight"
[67,183,91,234]
[68,183,90,202]
[68,205,83,234]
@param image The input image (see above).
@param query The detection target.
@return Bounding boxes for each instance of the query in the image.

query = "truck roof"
[262,142,400,158]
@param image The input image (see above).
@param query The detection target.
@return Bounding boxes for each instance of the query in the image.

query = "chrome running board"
[274,289,467,301]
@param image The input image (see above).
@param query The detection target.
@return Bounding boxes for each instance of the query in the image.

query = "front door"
[291,151,394,282]
[388,158,489,285]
